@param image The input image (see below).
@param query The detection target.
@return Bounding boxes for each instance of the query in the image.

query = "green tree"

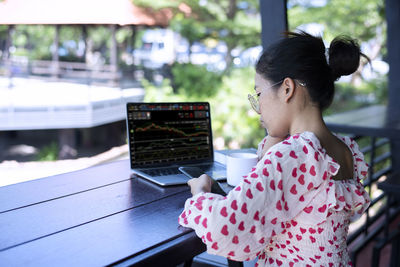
[288,0,386,85]
[132,0,261,72]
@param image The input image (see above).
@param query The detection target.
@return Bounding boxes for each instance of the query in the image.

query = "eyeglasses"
[248,80,306,113]
[248,80,283,113]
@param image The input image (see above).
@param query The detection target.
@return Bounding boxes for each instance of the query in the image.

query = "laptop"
[126,102,226,186]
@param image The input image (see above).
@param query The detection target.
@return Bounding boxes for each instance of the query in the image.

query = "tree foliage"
[288,0,386,59]
[132,0,261,71]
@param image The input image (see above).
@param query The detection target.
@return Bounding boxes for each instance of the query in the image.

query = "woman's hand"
[187,174,212,196]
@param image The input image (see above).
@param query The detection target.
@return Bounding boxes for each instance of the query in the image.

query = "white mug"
[226,152,258,186]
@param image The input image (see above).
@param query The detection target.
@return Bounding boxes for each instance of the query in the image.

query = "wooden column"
[259,0,288,50]
[52,25,60,78]
[386,0,400,172]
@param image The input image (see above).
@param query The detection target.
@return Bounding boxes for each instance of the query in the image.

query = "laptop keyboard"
[140,164,226,178]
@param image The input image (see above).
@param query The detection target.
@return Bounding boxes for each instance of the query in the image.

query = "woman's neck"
[289,106,330,138]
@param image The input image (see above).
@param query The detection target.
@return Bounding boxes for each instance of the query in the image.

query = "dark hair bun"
[328,36,362,80]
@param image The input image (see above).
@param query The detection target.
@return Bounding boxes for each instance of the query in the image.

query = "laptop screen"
[127,102,214,168]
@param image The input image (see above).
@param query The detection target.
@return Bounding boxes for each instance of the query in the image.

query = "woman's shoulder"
[265,131,323,159]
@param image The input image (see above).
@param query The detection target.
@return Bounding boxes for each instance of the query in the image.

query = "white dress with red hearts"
[178,131,370,266]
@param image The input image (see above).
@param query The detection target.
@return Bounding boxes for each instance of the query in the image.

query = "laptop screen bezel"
[126,102,215,169]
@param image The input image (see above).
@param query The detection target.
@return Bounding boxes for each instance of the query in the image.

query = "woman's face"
[254,73,290,138]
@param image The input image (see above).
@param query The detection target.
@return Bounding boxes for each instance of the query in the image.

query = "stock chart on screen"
[127,103,213,166]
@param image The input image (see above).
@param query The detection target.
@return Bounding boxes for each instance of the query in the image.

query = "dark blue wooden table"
[0,159,205,266]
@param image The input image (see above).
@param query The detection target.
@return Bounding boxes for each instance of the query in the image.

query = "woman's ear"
[281,77,296,103]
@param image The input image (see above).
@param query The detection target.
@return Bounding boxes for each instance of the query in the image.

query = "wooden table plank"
[0,190,194,267]
[0,176,188,251]
[0,160,132,213]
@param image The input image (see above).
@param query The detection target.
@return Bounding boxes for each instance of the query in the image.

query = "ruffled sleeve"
[178,133,338,261]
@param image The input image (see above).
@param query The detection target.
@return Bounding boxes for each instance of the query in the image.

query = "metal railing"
[0,58,121,86]
[344,135,399,266]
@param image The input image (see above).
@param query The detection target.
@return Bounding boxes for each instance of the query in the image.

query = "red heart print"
[284,202,289,211]
[254,211,260,221]
[275,151,283,158]
[263,168,269,176]
[309,228,316,234]
[292,168,297,178]
[202,218,208,228]
[355,189,363,196]
[259,237,265,244]
[232,235,239,244]
[288,232,293,239]
[289,262,294,267]
[276,259,283,266]
[278,180,283,190]
[221,225,229,235]
[231,200,238,210]
[310,236,316,243]
[264,159,272,164]
[323,171,328,180]
[246,188,253,199]
[195,203,203,210]
[256,182,265,192]
[250,225,256,233]
[212,242,219,250]
[235,186,241,191]
[310,257,316,263]
[314,151,319,161]
[338,196,345,202]
[303,206,313,213]
[269,258,274,264]
[229,213,236,224]
[244,245,250,253]
[290,151,298,159]
[271,217,277,224]
[277,163,283,172]
[318,204,327,213]
[296,234,302,241]
[309,165,316,176]
[220,207,228,217]
[298,174,305,185]
[293,246,299,252]
[241,203,248,214]
[228,251,235,257]
[251,172,258,178]
[206,232,213,242]
[299,195,305,202]
[319,246,325,252]
[194,215,201,224]
[208,206,212,212]
[270,180,276,190]
[238,221,245,231]
[299,163,307,173]
[327,253,333,257]
[307,182,314,190]
[261,216,265,225]
[303,145,308,154]
[290,184,297,195]
[291,220,298,226]
[276,200,282,210]
[300,227,306,234]
[318,227,324,234]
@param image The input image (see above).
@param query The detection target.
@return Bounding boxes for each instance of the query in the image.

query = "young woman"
[179,32,371,266]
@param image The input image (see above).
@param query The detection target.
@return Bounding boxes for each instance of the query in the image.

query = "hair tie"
[325,48,330,64]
